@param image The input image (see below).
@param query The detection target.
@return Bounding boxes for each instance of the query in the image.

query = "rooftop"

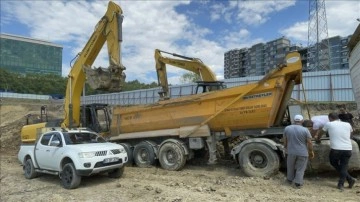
[0,33,63,48]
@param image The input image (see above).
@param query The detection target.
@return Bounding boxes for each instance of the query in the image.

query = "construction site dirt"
[1,99,359,202]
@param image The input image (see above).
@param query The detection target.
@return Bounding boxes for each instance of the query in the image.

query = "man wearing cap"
[283,114,314,188]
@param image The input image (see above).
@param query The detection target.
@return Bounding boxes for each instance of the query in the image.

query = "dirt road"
[1,101,359,201]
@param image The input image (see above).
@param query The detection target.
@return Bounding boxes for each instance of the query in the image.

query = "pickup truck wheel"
[61,163,81,189]
[238,143,280,177]
[108,166,125,178]
[133,142,155,168]
[24,158,37,179]
[159,142,186,171]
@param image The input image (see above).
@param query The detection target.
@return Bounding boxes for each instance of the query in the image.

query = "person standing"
[284,114,314,188]
[338,108,354,127]
[317,112,356,191]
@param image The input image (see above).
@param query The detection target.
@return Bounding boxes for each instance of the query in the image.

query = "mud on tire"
[24,158,37,179]
[238,143,280,177]
[159,142,186,171]
[61,163,81,189]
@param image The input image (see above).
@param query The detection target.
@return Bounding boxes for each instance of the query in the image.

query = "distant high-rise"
[0,33,63,75]
[224,35,351,79]
[224,37,295,78]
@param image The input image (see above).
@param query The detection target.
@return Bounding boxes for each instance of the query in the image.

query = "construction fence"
[0,69,354,105]
[82,69,354,106]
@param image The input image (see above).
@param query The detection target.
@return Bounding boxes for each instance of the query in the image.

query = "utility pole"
[307,0,331,72]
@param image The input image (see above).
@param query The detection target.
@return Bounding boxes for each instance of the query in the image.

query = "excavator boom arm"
[154,49,217,98]
[62,1,126,128]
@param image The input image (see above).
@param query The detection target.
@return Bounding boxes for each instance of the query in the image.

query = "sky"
[1,0,360,85]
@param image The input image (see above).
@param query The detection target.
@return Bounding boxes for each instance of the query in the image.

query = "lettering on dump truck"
[124,113,141,120]
[225,104,268,114]
[243,92,272,100]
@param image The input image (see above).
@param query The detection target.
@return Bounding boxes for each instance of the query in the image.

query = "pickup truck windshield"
[63,132,106,145]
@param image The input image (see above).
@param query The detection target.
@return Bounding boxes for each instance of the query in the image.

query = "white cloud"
[236,0,296,26]
[3,0,358,87]
[209,0,295,26]
[280,21,308,44]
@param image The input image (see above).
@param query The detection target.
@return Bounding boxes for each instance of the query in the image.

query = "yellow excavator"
[154,49,225,99]
[21,1,126,142]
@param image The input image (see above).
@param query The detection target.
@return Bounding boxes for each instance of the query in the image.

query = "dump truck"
[107,51,301,176]
[108,51,360,176]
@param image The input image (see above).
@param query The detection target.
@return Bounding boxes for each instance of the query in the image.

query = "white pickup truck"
[18,128,128,189]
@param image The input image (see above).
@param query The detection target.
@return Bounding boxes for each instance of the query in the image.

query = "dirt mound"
[0,99,63,153]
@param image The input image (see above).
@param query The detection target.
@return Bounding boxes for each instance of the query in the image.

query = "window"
[40,134,52,145]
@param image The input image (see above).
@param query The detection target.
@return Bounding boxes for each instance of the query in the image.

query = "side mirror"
[50,140,61,147]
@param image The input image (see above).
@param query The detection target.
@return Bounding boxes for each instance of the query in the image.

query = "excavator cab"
[80,104,111,134]
[195,81,226,94]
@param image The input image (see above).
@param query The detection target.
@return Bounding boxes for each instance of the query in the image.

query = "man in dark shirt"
[338,108,354,127]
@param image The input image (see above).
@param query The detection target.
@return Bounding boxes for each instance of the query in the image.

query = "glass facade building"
[0,33,62,75]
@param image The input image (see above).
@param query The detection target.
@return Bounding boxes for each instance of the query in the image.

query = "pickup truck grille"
[110,149,121,154]
[95,151,107,156]
[95,149,121,156]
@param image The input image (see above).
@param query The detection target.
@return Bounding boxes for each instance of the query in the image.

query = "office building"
[0,33,63,75]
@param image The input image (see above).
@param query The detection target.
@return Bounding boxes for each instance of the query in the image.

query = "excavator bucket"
[83,64,126,92]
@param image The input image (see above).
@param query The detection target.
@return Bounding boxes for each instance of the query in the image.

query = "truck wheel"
[238,143,280,177]
[24,158,37,179]
[108,166,125,178]
[159,142,186,171]
[61,163,81,189]
[120,143,133,166]
[133,142,155,168]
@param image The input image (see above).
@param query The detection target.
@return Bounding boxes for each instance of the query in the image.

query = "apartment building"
[224,35,351,78]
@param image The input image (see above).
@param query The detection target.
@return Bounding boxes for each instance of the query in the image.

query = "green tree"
[0,68,158,95]
[180,72,201,83]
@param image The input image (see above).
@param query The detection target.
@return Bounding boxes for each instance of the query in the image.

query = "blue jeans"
[329,149,353,186]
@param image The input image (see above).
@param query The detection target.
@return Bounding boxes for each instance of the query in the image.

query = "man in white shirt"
[317,112,356,191]
[303,115,329,138]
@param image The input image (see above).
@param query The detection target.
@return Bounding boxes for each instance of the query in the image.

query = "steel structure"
[307,0,331,71]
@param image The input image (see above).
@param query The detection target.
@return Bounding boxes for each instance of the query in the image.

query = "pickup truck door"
[45,132,64,171]
[35,132,64,170]
[35,133,53,169]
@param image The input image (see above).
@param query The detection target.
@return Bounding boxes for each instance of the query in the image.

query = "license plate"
[103,157,119,163]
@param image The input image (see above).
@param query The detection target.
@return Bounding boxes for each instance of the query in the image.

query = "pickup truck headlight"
[78,152,96,158]
[119,148,126,153]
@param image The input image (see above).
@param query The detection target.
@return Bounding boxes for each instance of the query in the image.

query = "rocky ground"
[1,99,359,202]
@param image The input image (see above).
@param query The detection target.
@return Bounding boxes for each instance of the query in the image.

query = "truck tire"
[120,143,133,166]
[133,142,155,167]
[61,163,81,189]
[24,158,37,179]
[159,142,186,171]
[108,166,125,178]
[238,143,280,177]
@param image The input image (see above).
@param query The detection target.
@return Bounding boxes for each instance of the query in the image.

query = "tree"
[180,72,201,84]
